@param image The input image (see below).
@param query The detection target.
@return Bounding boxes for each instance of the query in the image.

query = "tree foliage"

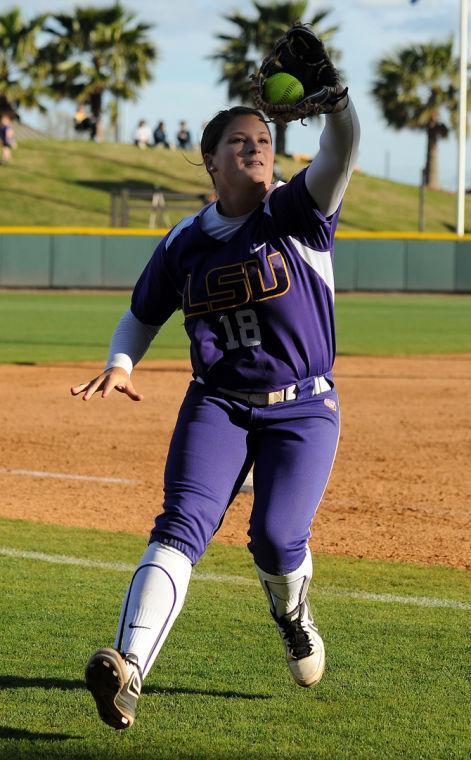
[40,3,157,132]
[0,3,157,139]
[371,40,468,189]
[0,6,47,114]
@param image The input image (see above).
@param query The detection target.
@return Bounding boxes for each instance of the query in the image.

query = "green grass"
[0,291,189,363]
[0,518,469,759]
[0,291,469,364]
[0,139,469,232]
[334,293,471,354]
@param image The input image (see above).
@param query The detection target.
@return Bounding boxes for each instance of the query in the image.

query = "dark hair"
[201,106,271,158]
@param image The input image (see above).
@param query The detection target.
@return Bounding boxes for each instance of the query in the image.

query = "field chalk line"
[0,468,138,485]
[0,546,469,611]
[0,468,255,489]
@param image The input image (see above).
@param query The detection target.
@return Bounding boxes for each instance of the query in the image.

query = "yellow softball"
[263,73,304,105]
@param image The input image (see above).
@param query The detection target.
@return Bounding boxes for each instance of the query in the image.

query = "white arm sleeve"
[105,308,160,375]
[305,98,360,218]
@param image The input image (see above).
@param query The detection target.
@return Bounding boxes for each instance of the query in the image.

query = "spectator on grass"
[134,119,152,149]
[153,121,171,149]
[0,113,16,164]
[73,104,97,141]
[176,120,192,149]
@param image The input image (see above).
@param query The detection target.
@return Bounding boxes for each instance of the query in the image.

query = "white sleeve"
[305,98,360,218]
[105,309,160,375]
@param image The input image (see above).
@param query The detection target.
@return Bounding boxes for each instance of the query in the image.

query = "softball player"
[72,93,360,729]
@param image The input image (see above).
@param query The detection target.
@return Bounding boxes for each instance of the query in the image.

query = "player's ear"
[204,154,216,173]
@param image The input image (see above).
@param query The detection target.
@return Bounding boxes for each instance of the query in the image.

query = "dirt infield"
[0,356,469,569]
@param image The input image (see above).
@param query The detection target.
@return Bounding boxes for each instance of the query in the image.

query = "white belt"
[196,376,330,406]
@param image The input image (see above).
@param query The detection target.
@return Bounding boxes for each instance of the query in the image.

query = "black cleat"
[85,647,142,729]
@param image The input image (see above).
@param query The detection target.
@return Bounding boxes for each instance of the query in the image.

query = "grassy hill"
[0,138,469,232]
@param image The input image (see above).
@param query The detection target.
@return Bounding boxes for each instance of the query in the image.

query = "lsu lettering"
[183,251,290,317]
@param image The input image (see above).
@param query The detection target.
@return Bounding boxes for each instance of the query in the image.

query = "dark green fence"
[335,237,471,292]
[0,232,157,288]
[0,231,470,292]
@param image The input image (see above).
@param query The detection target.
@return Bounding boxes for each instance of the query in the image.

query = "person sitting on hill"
[153,121,171,149]
[134,119,152,149]
[0,113,16,164]
[176,120,192,149]
[74,104,97,141]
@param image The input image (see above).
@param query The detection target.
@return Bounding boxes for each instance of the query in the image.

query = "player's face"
[208,115,274,196]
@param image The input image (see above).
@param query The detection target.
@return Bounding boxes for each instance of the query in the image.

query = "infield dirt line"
[1,546,469,611]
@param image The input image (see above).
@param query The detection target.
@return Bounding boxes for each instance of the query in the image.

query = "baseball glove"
[251,23,348,124]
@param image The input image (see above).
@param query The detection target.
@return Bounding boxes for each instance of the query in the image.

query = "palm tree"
[0,6,48,115]
[41,3,157,140]
[371,40,467,189]
[211,1,341,155]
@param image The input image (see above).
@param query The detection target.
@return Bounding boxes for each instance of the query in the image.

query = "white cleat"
[273,601,325,687]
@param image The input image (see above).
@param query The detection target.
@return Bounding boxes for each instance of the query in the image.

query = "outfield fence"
[0,227,470,292]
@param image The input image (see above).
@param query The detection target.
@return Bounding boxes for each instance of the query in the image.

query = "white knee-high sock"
[114,542,192,678]
[255,550,313,619]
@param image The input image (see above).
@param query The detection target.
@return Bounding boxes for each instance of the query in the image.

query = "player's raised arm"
[305,97,360,217]
[70,309,159,401]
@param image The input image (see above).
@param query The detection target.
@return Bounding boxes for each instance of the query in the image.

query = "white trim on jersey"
[165,211,201,248]
[289,237,335,297]
[262,181,283,216]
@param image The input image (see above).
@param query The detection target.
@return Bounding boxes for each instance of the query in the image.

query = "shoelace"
[274,605,315,659]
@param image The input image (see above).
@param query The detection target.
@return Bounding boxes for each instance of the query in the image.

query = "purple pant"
[150,380,340,574]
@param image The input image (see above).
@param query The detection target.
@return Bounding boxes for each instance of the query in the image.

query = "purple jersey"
[131,168,340,392]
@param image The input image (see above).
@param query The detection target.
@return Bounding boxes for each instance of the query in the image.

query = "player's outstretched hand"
[70,367,143,402]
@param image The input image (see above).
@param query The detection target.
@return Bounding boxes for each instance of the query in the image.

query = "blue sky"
[21,1,471,189]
